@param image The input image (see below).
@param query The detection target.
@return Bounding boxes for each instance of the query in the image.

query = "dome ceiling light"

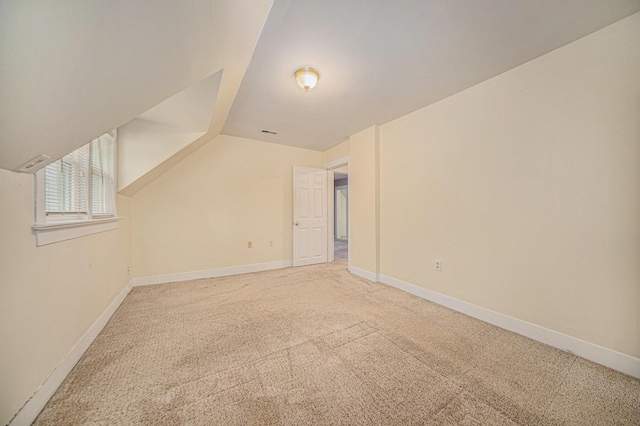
[295,67,319,92]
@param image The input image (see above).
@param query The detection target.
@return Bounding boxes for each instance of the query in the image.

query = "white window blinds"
[90,132,116,216]
[45,144,89,220]
[43,131,116,222]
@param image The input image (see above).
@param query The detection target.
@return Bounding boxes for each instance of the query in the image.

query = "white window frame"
[32,132,121,246]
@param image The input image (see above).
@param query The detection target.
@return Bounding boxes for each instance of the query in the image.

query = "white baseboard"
[9,282,132,426]
[132,260,293,287]
[349,266,380,283]
[379,274,640,379]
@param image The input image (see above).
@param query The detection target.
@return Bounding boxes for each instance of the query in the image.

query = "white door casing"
[293,166,328,266]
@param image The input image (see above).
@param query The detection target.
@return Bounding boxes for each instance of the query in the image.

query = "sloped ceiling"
[2,0,638,190]
[223,0,640,151]
[0,0,273,172]
[117,70,222,193]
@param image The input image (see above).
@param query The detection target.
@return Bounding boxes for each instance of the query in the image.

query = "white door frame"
[323,155,350,266]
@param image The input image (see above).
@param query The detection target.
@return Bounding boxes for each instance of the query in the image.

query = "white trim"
[323,155,350,170]
[349,266,380,283]
[379,274,640,379]
[9,282,132,426]
[32,216,121,231]
[132,260,293,287]
[32,217,121,246]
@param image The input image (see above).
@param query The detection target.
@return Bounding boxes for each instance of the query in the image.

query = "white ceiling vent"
[14,154,52,173]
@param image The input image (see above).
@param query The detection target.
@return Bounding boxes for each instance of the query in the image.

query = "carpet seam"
[536,355,578,424]
[169,320,373,388]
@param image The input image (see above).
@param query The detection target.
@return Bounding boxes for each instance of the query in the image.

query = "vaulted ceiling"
[223,0,640,151]
[0,0,273,173]
[1,0,638,191]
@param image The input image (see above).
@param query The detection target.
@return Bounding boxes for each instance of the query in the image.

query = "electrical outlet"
[247,241,252,248]
[435,259,442,272]
[127,266,131,275]
[269,240,274,247]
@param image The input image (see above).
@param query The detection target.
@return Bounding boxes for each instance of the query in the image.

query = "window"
[33,131,120,245]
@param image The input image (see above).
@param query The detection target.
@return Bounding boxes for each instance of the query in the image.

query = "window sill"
[32,217,122,246]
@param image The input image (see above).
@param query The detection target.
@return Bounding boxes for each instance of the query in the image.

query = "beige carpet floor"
[35,251,639,425]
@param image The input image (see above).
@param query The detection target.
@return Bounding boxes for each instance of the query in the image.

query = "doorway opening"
[333,167,348,264]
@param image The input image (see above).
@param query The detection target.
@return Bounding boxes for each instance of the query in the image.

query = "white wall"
[130,135,322,278]
[0,169,132,425]
[379,13,640,358]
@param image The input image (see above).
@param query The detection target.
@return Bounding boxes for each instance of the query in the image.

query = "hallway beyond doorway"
[334,239,347,263]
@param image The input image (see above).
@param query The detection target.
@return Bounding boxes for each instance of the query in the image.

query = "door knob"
[294,222,299,226]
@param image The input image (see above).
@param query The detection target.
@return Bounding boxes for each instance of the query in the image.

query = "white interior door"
[293,166,328,266]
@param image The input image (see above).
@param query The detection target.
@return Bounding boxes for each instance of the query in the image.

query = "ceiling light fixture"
[295,67,319,92]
